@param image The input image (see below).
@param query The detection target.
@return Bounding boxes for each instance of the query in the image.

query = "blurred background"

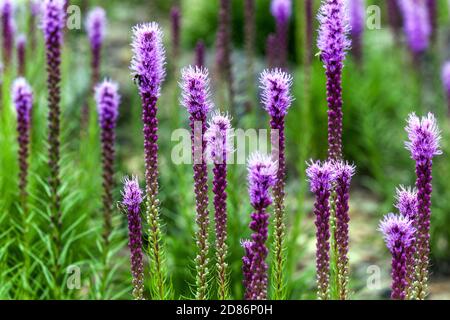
[1,0,450,299]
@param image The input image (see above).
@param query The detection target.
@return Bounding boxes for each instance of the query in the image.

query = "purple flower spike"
[86,7,106,88]
[42,0,65,245]
[16,34,26,76]
[180,65,213,300]
[205,112,233,299]
[379,213,416,300]
[12,78,33,204]
[426,0,436,41]
[121,176,145,300]
[405,112,441,299]
[95,80,120,242]
[246,152,277,300]
[441,62,450,115]
[1,0,14,69]
[260,68,292,299]
[306,160,336,300]
[395,186,418,221]
[170,6,180,60]
[398,0,431,54]
[333,160,355,300]
[317,0,351,160]
[241,239,254,300]
[270,0,291,68]
[131,22,168,299]
[348,0,365,63]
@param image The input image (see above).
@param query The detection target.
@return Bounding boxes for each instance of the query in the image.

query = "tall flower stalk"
[348,0,365,65]
[317,0,351,161]
[83,7,106,127]
[13,78,33,205]
[260,69,292,299]
[241,239,254,299]
[121,176,145,300]
[333,161,355,300]
[95,80,120,244]
[131,22,169,300]
[205,112,233,300]
[180,66,213,300]
[1,0,14,70]
[215,0,234,114]
[245,152,277,300]
[306,160,336,300]
[379,213,416,300]
[16,34,26,76]
[405,112,442,299]
[270,0,291,68]
[42,0,65,252]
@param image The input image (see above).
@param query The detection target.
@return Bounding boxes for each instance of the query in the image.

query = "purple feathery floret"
[16,34,26,76]
[13,78,33,203]
[405,112,441,299]
[246,152,277,300]
[260,68,293,118]
[306,160,336,300]
[333,160,355,299]
[1,0,14,68]
[180,65,213,300]
[379,213,416,300]
[441,62,450,115]
[121,176,145,300]
[395,186,418,220]
[398,0,431,54]
[205,112,233,299]
[131,22,166,97]
[347,0,365,62]
[271,0,292,23]
[317,0,351,160]
[96,80,120,128]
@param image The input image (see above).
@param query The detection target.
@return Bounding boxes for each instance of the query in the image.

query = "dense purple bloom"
[260,68,292,298]
[405,113,441,299]
[195,40,205,67]
[95,80,120,242]
[395,186,418,221]
[180,65,213,300]
[121,176,145,300]
[16,34,26,76]
[241,239,254,299]
[398,0,431,54]
[317,0,351,160]
[379,213,416,300]
[270,0,291,23]
[270,0,291,68]
[170,6,180,60]
[86,7,106,87]
[42,0,65,244]
[131,22,167,299]
[441,62,450,115]
[333,160,355,300]
[13,78,33,203]
[205,112,233,299]
[306,160,336,299]
[1,0,14,69]
[348,0,365,63]
[246,152,277,300]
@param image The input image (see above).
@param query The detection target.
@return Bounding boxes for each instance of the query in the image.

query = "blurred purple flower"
[1,0,14,68]
[441,62,450,115]
[16,34,26,76]
[347,0,365,63]
[86,7,106,87]
[170,6,180,59]
[270,0,291,67]
[398,0,431,54]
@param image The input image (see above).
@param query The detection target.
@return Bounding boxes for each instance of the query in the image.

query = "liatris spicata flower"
[12,78,33,204]
[121,176,145,300]
[260,68,292,299]
[347,0,365,64]
[246,152,277,300]
[317,0,351,160]
[16,34,26,76]
[1,0,14,69]
[379,213,416,300]
[333,160,355,300]
[180,65,213,300]
[195,40,205,68]
[170,6,180,61]
[241,239,254,300]
[395,185,418,298]
[42,0,65,244]
[270,0,291,68]
[131,22,168,300]
[205,112,233,300]
[441,62,450,115]
[306,160,336,300]
[215,0,235,113]
[95,80,120,243]
[398,0,431,55]
[405,112,442,299]
[266,33,277,68]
